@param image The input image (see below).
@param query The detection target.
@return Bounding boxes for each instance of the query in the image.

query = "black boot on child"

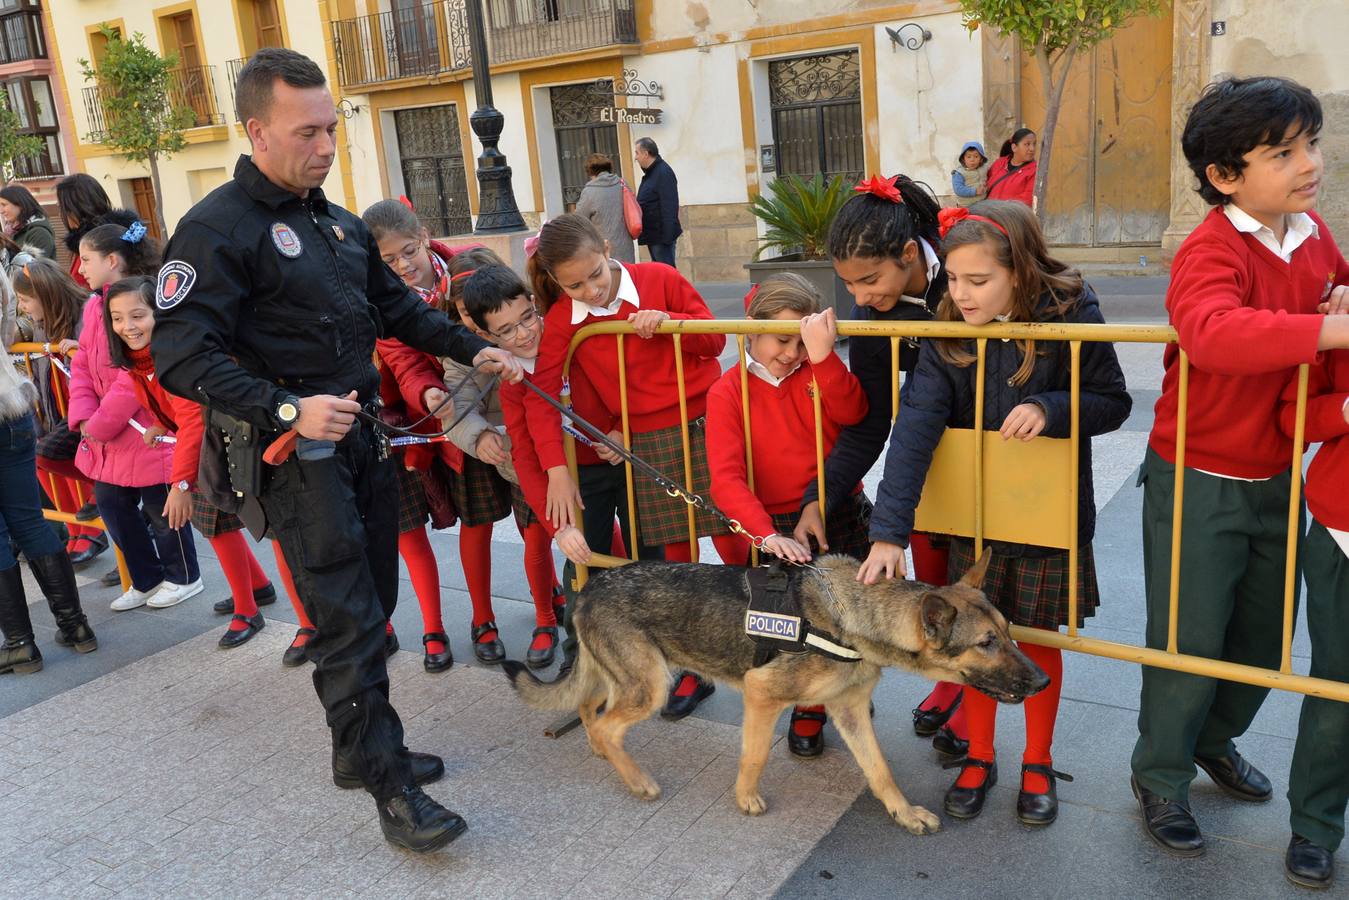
[28,551,97,653]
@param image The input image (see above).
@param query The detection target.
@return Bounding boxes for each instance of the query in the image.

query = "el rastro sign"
[591,69,663,126]
[594,106,662,125]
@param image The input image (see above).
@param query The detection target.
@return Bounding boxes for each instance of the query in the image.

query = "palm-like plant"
[750,172,852,261]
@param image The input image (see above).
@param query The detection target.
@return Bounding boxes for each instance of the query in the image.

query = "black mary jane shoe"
[282,627,316,668]
[99,567,121,587]
[526,626,558,669]
[932,725,969,760]
[218,613,265,649]
[213,583,277,615]
[943,756,996,819]
[471,622,505,664]
[384,627,400,658]
[1017,763,1074,826]
[422,632,453,673]
[1131,775,1205,858]
[661,672,715,721]
[912,691,962,737]
[1193,748,1273,803]
[67,535,108,568]
[787,708,827,758]
[75,502,100,522]
[1286,835,1334,890]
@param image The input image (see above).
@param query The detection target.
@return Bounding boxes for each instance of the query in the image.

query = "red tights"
[459,521,561,651]
[956,642,1064,793]
[399,527,445,653]
[662,534,746,565]
[210,530,270,631]
[271,542,316,650]
[35,462,99,544]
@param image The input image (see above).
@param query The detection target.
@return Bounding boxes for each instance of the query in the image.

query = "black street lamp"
[464,0,525,233]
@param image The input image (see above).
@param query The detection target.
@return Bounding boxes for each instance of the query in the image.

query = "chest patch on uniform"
[155,261,197,310]
[270,222,303,258]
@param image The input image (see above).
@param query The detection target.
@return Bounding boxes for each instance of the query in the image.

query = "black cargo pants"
[259,423,413,801]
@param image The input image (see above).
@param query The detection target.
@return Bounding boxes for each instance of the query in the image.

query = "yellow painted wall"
[47,0,353,231]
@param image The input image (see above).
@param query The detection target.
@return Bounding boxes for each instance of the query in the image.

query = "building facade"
[43,0,356,237]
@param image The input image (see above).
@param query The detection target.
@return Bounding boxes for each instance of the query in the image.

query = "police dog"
[501,551,1048,835]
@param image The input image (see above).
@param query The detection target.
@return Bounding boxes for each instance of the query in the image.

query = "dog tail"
[501,657,591,710]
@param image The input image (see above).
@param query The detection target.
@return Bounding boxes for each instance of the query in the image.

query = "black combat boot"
[27,551,97,653]
[0,564,42,674]
[378,786,467,853]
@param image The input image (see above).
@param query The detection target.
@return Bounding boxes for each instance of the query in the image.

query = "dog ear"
[920,593,958,645]
[959,548,993,590]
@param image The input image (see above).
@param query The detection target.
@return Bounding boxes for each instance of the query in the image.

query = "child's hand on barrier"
[475,429,509,466]
[628,309,669,339]
[857,541,907,584]
[792,501,829,553]
[142,425,167,447]
[800,309,838,364]
[594,429,624,465]
[1319,285,1349,315]
[1000,402,1046,442]
[57,338,79,355]
[556,525,591,564]
[546,466,583,530]
[762,534,813,564]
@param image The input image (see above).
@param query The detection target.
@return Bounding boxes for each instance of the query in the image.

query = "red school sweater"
[1278,351,1349,531]
[1149,207,1349,478]
[705,353,868,540]
[527,261,725,472]
[126,361,204,489]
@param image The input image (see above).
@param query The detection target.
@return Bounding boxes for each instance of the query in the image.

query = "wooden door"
[1019,7,1173,245]
[168,12,210,125]
[171,14,201,68]
[129,178,163,241]
[253,0,283,49]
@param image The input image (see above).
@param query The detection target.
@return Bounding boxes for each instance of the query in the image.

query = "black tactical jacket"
[151,155,487,431]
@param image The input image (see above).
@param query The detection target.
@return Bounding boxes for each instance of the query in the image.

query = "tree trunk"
[147,153,168,239]
[1032,40,1079,226]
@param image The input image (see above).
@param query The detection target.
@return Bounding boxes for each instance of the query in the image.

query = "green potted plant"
[743,172,853,316]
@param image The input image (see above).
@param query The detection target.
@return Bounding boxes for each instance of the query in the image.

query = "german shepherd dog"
[502,551,1048,835]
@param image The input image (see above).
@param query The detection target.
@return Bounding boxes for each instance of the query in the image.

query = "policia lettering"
[150,156,489,812]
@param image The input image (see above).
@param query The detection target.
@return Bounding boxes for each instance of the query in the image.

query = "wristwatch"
[174,480,190,493]
[275,394,302,429]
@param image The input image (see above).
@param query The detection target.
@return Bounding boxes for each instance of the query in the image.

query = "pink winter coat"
[66,293,173,487]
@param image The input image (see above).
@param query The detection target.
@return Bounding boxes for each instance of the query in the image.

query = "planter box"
[743,255,851,319]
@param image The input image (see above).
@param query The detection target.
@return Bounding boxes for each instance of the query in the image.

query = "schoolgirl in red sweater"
[524,213,741,717]
[705,273,868,757]
[103,275,289,649]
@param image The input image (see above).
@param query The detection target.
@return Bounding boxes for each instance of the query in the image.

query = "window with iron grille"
[767,51,863,184]
[0,0,42,64]
[4,76,62,178]
[394,104,472,237]
[550,81,618,211]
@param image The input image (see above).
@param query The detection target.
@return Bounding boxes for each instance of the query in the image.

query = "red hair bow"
[398,195,415,212]
[854,174,903,203]
[938,206,1008,239]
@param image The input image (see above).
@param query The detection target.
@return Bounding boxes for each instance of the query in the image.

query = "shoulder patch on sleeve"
[156,261,197,310]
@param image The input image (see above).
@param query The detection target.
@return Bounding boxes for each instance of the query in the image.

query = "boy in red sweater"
[1277,355,1349,889]
[706,273,869,758]
[1131,76,1349,868]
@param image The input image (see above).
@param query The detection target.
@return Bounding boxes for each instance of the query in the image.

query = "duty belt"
[744,562,861,668]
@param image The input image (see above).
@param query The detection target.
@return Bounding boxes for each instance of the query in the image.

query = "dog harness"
[744,563,862,667]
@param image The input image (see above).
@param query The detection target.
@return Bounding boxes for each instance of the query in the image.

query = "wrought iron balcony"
[331,0,471,89]
[227,57,248,121]
[484,0,637,65]
[81,65,224,144]
[0,10,45,64]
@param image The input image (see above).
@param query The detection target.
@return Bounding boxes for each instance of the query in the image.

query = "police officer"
[151,48,522,853]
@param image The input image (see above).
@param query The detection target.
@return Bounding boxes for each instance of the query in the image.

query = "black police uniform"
[151,155,488,803]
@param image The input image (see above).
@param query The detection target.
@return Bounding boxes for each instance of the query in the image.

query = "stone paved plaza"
[0,281,1338,898]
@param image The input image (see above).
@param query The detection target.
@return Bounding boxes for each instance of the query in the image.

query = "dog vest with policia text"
[744,563,863,667]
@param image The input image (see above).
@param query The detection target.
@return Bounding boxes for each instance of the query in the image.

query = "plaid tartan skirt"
[947,537,1100,631]
[510,483,538,531]
[395,463,431,534]
[769,491,873,562]
[630,419,730,547]
[190,491,244,539]
[447,456,513,527]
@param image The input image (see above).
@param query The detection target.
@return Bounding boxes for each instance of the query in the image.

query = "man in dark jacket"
[634,137,681,267]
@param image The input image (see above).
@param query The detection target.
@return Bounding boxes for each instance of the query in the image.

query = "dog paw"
[737,792,767,816]
[892,804,941,835]
[628,777,662,801]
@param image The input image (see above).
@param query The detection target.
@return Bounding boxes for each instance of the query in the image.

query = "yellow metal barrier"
[560,317,1349,705]
[8,342,131,591]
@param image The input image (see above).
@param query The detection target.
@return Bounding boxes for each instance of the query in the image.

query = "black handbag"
[35,419,81,461]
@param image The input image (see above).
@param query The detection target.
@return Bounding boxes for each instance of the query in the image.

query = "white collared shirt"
[1223,205,1318,263]
[514,354,536,374]
[571,260,641,324]
[899,237,942,309]
[746,356,801,388]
